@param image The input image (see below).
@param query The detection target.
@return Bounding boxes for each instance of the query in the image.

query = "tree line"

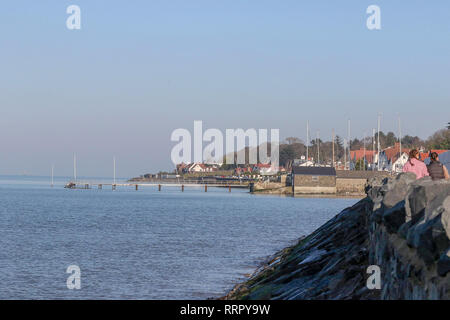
[278,124,450,167]
[218,124,449,169]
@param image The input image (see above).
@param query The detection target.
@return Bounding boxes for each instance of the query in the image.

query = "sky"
[1,1,449,177]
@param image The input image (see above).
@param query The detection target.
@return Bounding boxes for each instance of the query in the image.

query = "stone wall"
[226,173,450,300]
[293,174,336,187]
[293,175,336,194]
[336,178,367,195]
[367,173,450,299]
[335,171,390,196]
[336,170,390,180]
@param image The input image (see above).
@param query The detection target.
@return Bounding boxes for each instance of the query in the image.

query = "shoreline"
[217,236,306,300]
[222,174,450,300]
[221,197,375,300]
[251,191,364,199]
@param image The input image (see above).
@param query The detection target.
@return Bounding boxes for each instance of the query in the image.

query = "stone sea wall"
[225,174,450,300]
[367,173,450,299]
[336,178,368,195]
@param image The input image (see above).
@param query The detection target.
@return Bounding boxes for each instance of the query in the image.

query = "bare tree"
[284,137,303,145]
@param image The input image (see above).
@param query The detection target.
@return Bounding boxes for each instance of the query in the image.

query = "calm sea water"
[0,176,357,299]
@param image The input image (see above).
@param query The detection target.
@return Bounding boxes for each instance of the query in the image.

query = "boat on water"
[64,182,76,189]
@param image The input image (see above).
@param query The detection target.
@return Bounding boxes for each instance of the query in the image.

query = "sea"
[0,175,357,299]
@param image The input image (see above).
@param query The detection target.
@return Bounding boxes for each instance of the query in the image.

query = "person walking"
[427,152,449,180]
[402,149,429,179]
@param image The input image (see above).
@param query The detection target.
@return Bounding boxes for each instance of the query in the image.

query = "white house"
[188,163,207,172]
[187,163,217,173]
[299,160,315,167]
[391,152,409,173]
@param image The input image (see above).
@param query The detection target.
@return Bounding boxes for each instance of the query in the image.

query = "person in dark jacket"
[427,152,449,180]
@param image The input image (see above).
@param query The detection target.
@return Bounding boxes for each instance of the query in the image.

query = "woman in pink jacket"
[402,149,429,179]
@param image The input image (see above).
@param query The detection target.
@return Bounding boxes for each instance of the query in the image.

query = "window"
[311,176,319,182]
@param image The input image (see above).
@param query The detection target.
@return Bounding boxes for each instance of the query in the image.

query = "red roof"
[350,148,376,162]
[383,142,410,162]
[430,149,448,155]
[419,153,429,161]
[419,150,449,161]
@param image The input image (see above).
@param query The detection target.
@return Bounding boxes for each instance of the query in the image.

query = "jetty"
[64,181,248,191]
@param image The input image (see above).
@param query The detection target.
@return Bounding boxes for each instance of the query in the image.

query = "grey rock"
[405,179,450,222]
[441,196,450,240]
[382,173,416,209]
[406,213,450,265]
[371,207,384,224]
[397,220,414,239]
[397,172,419,185]
[437,249,450,277]
[382,200,406,233]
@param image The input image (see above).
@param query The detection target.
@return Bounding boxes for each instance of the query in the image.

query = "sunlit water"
[0,176,357,299]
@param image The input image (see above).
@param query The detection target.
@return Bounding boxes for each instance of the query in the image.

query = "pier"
[64,181,247,192]
[63,155,250,192]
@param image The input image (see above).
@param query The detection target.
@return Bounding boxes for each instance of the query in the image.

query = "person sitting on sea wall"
[402,149,429,179]
[426,152,449,180]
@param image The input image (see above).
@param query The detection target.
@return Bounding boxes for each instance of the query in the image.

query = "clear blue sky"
[1,1,449,177]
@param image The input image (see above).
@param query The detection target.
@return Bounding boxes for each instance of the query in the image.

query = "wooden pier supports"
[62,182,243,193]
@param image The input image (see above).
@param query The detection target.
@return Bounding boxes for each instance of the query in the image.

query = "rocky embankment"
[225,173,450,300]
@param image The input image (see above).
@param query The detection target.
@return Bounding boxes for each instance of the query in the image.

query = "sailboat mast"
[347,119,351,170]
[306,120,309,165]
[372,128,376,171]
[398,115,402,156]
[332,128,335,168]
[377,114,381,171]
[317,131,320,165]
[344,138,347,170]
[363,132,366,171]
[73,153,77,181]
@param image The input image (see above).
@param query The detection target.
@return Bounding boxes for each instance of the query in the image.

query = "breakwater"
[225,173,450,299]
